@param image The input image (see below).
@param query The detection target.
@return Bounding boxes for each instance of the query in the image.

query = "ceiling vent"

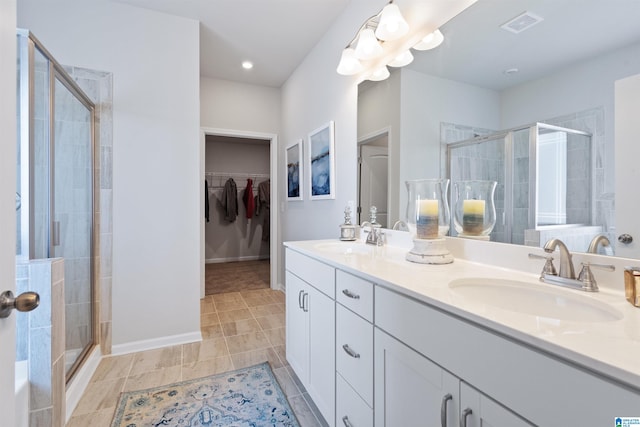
[500,11,544,34]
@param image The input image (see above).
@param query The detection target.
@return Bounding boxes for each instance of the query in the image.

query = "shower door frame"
[17,29,98,383]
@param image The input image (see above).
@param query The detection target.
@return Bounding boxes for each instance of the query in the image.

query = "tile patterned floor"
[66,288,327,427]
[205,260,270,294]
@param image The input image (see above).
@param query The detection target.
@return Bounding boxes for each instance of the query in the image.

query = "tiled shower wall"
[16,258,65,427]
[441,123,506,243]
[67,65,113,357]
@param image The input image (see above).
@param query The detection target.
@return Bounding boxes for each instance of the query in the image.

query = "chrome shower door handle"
[0,290,40,318]
[52,220,61,246]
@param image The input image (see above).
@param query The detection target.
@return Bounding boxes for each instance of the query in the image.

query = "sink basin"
[449,278,623,323]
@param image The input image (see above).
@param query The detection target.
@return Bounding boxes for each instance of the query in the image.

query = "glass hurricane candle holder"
[404,179,453,264]
[405,179,450,239]
[453,180,497,238]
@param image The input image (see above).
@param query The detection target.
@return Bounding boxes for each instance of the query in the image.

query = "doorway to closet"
[204,133,274,295]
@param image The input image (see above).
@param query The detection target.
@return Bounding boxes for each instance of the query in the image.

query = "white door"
[285,272,308,380]
[374,329,459,427]
[459,382,534,427]
[1,0,17,423]
[307,285,335,425]
[615,73,640,258]
[359,142,389,227]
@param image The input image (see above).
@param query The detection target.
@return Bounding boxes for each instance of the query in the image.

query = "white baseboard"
[111,331,203,356]
[205,255,269,264]
[66,346,102,424]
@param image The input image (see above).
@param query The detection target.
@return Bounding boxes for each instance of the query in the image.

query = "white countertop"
[284,237,640,392]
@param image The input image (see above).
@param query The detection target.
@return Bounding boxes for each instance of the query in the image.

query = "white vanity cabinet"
[285,249,335,425]
[335,270,374,427]
[375,285,640,426]
[284,243,640,427]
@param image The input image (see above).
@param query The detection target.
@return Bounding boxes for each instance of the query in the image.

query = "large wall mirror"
[357,0,640,258]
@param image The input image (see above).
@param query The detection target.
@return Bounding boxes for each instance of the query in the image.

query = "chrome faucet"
[587,234,612,255]
[543,238,575,279]
[362,206,384,246]
[392,220,408,231]
[535,238,615,292]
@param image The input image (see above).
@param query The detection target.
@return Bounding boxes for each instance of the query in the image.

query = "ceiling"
[111,0,640,91]
[407,0,640,91]
[112,0,351,88]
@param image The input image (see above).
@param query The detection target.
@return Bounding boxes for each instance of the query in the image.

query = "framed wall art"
[308,121,335,200]
[286,139,303,201]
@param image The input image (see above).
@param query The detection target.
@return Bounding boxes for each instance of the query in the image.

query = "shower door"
[52,76,95,378]
[16,31,96,381]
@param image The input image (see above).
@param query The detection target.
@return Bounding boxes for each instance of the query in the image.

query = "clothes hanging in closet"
[242,178,255,219]
[221,178,238,222]
[204,179,210,222]
[255,179,271,241]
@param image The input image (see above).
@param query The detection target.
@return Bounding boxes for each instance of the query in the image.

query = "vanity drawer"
[285,248,335,298]
[336,270,373,322]
[336,373,373,427]
[336,304,373,406]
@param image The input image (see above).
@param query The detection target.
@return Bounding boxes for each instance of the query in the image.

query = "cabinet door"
[459,382,534,427]
[308,284,336,425]
[285,272,309,382]
[375,328,459,427]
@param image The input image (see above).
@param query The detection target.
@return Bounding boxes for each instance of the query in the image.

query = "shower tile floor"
[66,288,327,427]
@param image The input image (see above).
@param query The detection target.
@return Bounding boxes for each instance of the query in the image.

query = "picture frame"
[308,121,335,200]
[286,139,303,201]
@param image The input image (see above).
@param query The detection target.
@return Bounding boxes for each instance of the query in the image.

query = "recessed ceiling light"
[503,68,519,75]
[242,61,253,70]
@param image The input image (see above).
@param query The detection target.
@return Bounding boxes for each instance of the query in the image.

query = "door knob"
[0,290,40,318]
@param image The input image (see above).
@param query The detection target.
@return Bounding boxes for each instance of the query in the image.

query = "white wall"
[18,0,201,348]
[281,0,387,244]
[200,77,281,133]
[358,71,401,224]
[0,0,17,421]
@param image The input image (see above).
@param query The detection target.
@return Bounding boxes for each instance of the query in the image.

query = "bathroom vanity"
[285,236,640,427]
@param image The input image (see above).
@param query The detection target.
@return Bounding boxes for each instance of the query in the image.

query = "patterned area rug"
[110,362,299,427]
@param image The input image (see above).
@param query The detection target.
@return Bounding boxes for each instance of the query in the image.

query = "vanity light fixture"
[375,2,409,41]
[368,65,391,81]
[336,0,445,81]
[355,27,384,60]
[389,50,414,67]
[413,29,444,51]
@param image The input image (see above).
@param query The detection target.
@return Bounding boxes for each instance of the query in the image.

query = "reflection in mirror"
[357,0,640,258]
[358,131,389,227]
[447,122,593,251]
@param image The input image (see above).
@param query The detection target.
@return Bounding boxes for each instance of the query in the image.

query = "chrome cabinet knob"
[0,290,40,318]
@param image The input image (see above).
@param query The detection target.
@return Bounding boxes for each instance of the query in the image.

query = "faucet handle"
[577,263,615,292]
[528,253,558,278]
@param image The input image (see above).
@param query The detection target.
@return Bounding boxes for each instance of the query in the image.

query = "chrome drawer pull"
[342,289,360,299]
[342,416,354,427]
[440,393,452,427]
[460,408,472,427]
[342,344,361,359]
[298,290,304,309]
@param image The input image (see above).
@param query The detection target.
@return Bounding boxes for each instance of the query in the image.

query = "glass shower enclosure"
[447,122,595,251]
[16,30,96,381]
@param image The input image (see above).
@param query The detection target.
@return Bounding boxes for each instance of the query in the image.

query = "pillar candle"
[417,199,438,239]
[462,199,485,235]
